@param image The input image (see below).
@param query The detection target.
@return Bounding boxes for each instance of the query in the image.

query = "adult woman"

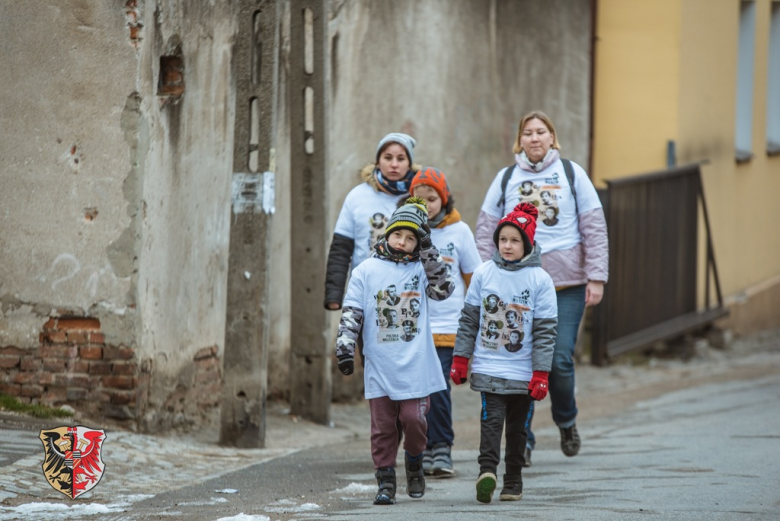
[475,111,608,466]
[325,132,420,311]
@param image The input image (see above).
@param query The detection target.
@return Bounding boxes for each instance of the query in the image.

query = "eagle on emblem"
[40,426,106,499]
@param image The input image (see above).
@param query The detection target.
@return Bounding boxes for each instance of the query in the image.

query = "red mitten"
[528,371,549,400]
[450,356,470,385]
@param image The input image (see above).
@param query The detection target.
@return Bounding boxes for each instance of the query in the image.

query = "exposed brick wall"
[153,345,222,431]
[0,317,139,424]
[0,317,223,432]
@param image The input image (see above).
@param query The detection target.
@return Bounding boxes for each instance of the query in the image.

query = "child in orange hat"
[409,167,482,478]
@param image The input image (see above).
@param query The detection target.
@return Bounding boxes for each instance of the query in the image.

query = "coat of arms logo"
[39,426,106,499]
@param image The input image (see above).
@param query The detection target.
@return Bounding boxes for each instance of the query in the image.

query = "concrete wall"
[134,1,237,430]
[326,0,593,228]
[1,0,595,412]
[321,0,593,399]
[0,1,238,429]
[266,1,292,401]
[0,2,138,347]
[592,0,780,335]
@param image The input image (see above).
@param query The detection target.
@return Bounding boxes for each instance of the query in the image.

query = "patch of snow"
[176,497,229,506]
[106,494,155,508]
[0,502,123,521]
[264,501,321,513]
[333,482,374,494]
[215,514,271,521]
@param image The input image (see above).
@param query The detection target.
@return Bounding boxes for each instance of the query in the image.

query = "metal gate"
[590,163,727,365]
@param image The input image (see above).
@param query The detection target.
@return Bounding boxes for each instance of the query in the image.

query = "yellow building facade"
[593,0,780,335]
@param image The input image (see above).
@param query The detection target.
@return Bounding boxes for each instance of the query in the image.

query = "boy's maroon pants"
[369,396,430,469]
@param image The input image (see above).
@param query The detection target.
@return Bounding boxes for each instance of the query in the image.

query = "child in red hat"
[450,202,558,504]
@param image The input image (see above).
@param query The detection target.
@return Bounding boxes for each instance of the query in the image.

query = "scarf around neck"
[516,148,560,173]
[373,238,419,263]
[432,208,462,229]
[374,168,415,196]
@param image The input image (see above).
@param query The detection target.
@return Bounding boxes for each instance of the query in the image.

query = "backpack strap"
[561,158,579,215]
[496,165,515,212]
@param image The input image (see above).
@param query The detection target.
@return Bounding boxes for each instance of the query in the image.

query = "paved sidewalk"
[1,327,778,512]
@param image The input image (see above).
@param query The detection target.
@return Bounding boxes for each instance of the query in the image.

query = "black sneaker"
[373,467,396,505]
[475,472,497,503]
[405,453,426,498]
[499,481,523,501]
[559,424,581,457]
[523,446,532,468]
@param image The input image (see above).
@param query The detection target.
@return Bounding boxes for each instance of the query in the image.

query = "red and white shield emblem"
[39,426,106,499]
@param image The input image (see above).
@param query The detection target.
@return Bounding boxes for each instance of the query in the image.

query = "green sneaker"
[476,472,497,504]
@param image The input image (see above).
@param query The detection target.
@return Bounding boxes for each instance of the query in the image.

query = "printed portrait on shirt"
[503,330,524,353]
[401,320,416,342]
[518,180,561,227]
[375,277,422,343]
[484,293,500,314]
[384,284,400,306]
[437,241,457,272]
[516,180,540,207]
[408,298,421,318]
[480,291,531,352]
[542,205,559,227]
[504,309,522,330]
[368,212,389,250]
[519,180,537,197]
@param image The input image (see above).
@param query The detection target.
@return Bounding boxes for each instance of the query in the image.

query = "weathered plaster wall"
[0,1,238,429]
[267,1,292,400]
[0,2,138,346]
[326,0,593,229]
[319,0,593,400]
[1,0,594,410]
[133,1,237,429]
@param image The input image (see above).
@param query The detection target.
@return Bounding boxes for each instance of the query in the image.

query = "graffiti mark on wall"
[46,254,81,291]
[39,255,117,299]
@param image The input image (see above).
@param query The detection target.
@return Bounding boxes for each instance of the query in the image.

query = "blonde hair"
[512,111,561,155]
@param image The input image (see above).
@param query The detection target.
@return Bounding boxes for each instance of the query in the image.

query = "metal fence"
[590,163,727,365]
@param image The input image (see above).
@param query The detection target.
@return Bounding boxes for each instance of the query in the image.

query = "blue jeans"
[526,284,586,450]
[426,347,454,447]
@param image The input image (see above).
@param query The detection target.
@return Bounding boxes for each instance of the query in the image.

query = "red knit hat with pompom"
[493,203,538,254]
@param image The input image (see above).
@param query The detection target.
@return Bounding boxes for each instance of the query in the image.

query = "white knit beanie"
[376,132,416,165]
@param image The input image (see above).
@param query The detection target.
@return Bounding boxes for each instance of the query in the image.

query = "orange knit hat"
[410,167,451,206]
